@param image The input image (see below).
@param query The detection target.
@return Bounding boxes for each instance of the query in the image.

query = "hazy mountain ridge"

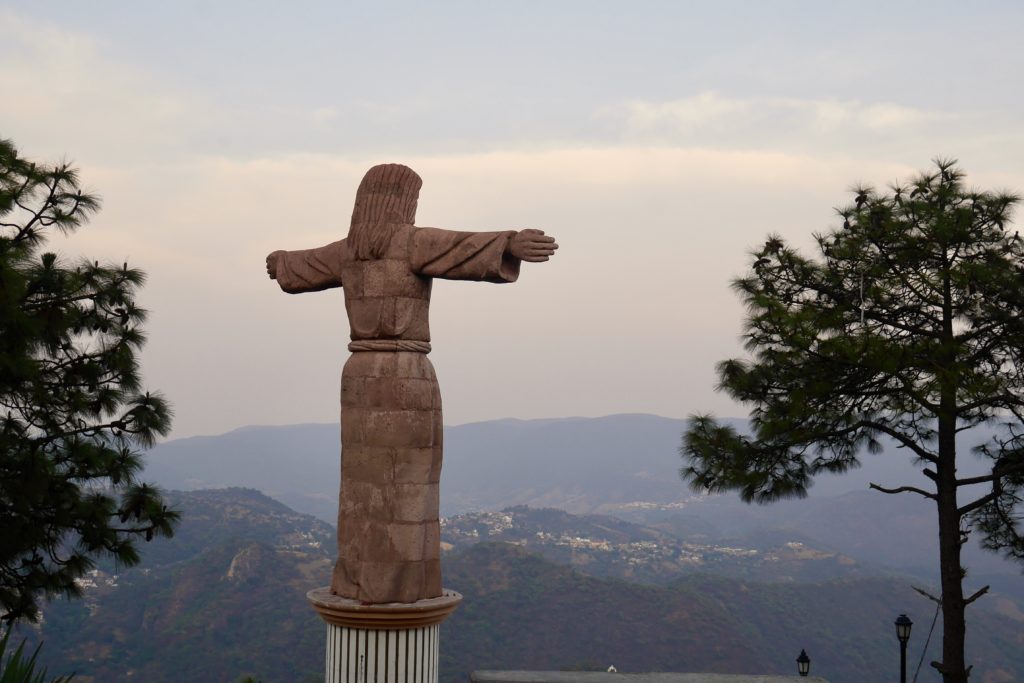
[143,416,1022,591]
[147,414,994,521]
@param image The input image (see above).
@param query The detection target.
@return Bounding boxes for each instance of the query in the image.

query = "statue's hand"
[266,251,285,280]
[509,229,558,263]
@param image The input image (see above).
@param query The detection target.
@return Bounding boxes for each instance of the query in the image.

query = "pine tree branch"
[869,482,937,500]
[957,393,1024,416]
[860,420,939,462]
[9,172,36,217]
[956,473,999,486]
[957,461,1024,487]
[866,233,945,317]
[15,175,59,242]
[21,289,101,311]
[964,585,990,606]
[33,419,125,446]
[958,491,1000,517]
[892,376,941,415]
[962,316,1016,344]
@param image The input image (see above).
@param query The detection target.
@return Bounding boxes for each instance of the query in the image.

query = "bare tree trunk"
[934,247,970,683]
[936,412,969,683]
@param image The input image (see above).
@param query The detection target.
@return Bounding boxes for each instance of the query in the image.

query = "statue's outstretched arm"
[409,227,557,283]
[266,240,346,293]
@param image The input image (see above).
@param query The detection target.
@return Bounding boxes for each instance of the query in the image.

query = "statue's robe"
[273,224,520,603]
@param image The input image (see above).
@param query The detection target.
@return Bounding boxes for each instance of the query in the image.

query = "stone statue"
[266,164,557,604]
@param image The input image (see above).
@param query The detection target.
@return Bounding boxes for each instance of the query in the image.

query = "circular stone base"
[307,587,462,630]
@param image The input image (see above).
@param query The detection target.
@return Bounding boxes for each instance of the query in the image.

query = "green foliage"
[685,160,1022,504]
[683,158,1024,538]
[681,159,1024,681]
[0,139,177,623]
[0,628,72,683]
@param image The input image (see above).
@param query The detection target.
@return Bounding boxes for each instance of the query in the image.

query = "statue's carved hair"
[348,164,422,260]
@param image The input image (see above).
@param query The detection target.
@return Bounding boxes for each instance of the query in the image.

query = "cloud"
[857,102,938,130]
[0,10,212,165]
[310,107,339,124]
[619,92,752,137]
[610,91,960,148]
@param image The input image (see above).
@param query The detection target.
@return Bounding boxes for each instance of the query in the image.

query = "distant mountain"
[142,415,1020,593]
[18,490,1024,683]
[146,415,703,520]
[145,423,344,522]
[144,414,996,521]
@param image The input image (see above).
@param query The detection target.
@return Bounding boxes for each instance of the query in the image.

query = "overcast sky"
[3,2,1024,439]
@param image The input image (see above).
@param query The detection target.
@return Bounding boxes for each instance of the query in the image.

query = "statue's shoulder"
[385,223,416,260]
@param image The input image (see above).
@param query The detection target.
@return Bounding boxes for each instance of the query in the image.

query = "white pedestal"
[324,622,438,683]
[308,587,462,683]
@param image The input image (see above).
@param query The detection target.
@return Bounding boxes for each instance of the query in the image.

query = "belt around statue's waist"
[348,339,432,353]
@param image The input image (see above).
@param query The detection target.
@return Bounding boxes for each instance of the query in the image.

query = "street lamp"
[895,614,913,683]
[796,649,810,677]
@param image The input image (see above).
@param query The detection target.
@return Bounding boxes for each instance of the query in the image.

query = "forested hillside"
[17,490,1024,683]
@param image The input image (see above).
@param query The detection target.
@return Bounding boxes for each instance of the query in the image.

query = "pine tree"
[0,139,177,623]
[682,159,1024,683]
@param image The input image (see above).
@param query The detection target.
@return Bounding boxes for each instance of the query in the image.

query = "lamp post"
[895,614,913,683]
[796,649,810,677]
